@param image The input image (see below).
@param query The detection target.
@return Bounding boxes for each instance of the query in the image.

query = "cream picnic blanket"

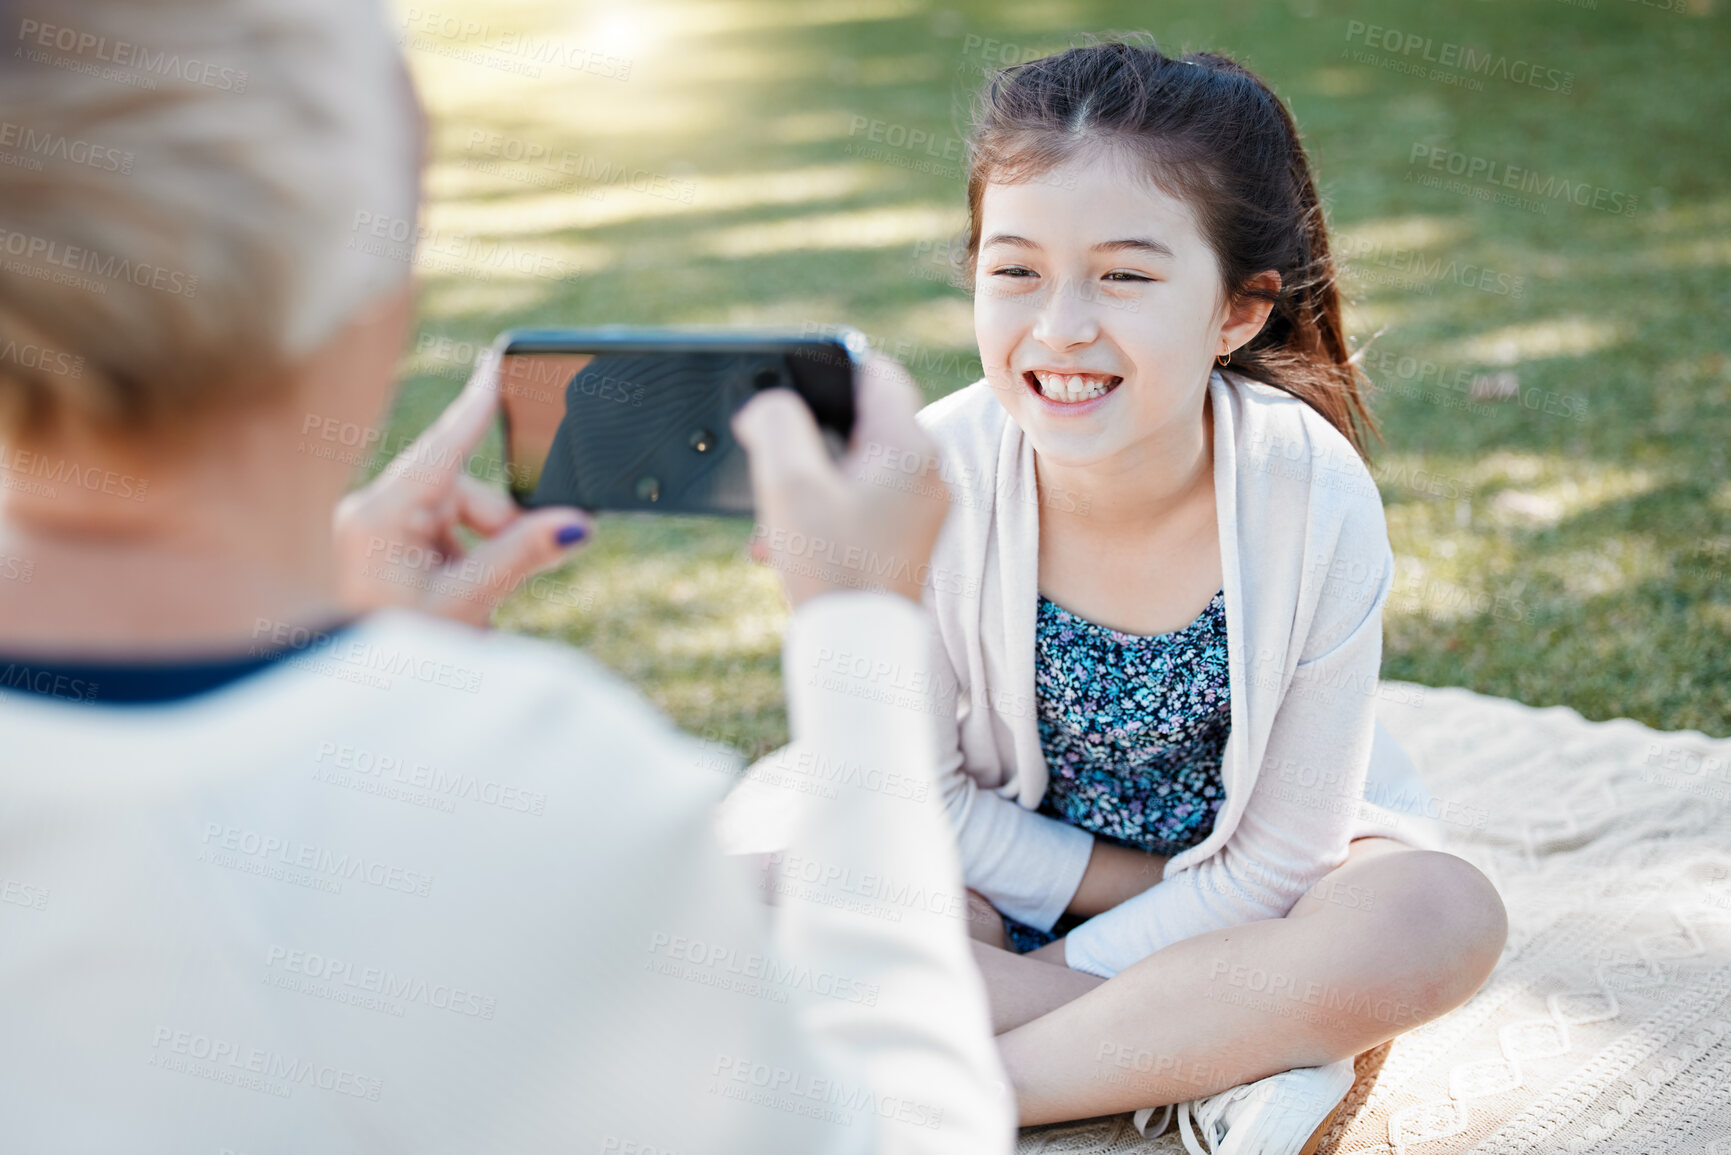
[1017,683,1731,1155]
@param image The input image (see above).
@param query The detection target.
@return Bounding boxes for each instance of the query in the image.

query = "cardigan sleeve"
[926,622,1095,933]
[779,592,1017,1151]
[1061,542,1393,979]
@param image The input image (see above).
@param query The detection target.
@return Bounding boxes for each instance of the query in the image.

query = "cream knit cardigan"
[916,371,1443,979]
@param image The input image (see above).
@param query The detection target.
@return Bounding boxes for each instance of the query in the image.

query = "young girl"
[917,39,1509,1151]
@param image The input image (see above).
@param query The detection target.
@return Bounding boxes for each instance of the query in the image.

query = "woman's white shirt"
[0,596,1013,1153]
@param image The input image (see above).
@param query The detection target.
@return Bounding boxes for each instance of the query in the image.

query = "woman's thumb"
[427,510,590,625]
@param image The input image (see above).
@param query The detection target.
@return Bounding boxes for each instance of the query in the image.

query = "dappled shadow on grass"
[1353,188,1728,733]
[1386,475,1731,734]
[1387,568,1731,737]
[388,0,1731,739]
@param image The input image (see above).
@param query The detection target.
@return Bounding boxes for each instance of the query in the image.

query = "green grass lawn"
[383,0,1731,756]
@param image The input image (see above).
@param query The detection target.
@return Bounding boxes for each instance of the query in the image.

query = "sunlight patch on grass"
[1471,450,1546,485]
[575,11,662,60]
[392,0,1731,737]
[1489,490,1566,527]
[656,0,924,35]
[1548,538,1670,601]
[1335,214,1469,252]
[769,110,865,144]
[417,275,563,320]
[1387,531,1670,626]
[406,61,686,137]
[1484,465,1663,530]
[1342,299,1426,338]
[700,203,965,256]
[692,164,893,211]
[423,164,698,228]
[1629,235,1731,271]
[1309,67,1373,97]
[415,201,610,267]
[427,163,885,234]
[1386,568,1511,627]
[1459,315,1630,366]
[1383,449,1674,626]
[1633,197,1731,236]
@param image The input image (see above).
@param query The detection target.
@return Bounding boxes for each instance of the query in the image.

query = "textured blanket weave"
[1017,683,1731,1154]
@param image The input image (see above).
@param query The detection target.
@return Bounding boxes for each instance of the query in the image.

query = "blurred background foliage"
[383,0,1731,756]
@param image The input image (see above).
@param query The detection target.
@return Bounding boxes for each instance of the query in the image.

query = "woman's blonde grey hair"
[0,0,420,441]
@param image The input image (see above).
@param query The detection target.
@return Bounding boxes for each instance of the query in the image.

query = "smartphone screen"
[497,330,858,516]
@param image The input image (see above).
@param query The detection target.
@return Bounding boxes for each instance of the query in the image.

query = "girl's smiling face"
[973,145,1273,467]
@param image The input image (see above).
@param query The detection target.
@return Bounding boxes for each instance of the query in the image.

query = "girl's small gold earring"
[1217,350,1232,367]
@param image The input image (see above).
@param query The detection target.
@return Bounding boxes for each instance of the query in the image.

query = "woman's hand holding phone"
[334,346,594,626]
[338,344,948,620]
[732,353,949,607]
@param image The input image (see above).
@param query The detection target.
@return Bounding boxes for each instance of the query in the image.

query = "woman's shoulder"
[339,610,712,765]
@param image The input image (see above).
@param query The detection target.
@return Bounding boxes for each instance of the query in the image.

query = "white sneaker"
[1132,1103,1173,1138]
[1135,1058,1356,1155]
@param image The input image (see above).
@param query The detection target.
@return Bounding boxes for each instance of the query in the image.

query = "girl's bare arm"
[971,941,1105,1034]
[1067,840,1168,917]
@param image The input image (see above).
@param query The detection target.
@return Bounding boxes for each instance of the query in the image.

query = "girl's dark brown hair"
[963,35,1376,456]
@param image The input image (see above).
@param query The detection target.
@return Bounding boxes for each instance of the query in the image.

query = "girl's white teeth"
[1034,372,1114,402]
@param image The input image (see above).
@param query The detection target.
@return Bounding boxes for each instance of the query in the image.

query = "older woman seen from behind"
[0,1,1013,1151]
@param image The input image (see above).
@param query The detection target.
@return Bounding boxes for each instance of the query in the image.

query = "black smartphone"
[496,327,863,516]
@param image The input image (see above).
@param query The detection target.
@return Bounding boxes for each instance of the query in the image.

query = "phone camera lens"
[635,476,661,503]
[753,369,780,389]
[688,429,714,453]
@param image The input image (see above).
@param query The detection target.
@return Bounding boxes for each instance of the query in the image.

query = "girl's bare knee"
[1376,850,1508,1013]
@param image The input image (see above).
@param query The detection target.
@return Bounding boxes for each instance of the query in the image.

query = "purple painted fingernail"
[556,524,587,546]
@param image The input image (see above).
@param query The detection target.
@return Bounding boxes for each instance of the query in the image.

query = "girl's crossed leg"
[969,839,1507,1126]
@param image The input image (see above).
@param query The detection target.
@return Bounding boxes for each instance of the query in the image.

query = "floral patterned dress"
[1002,590,1232,953]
